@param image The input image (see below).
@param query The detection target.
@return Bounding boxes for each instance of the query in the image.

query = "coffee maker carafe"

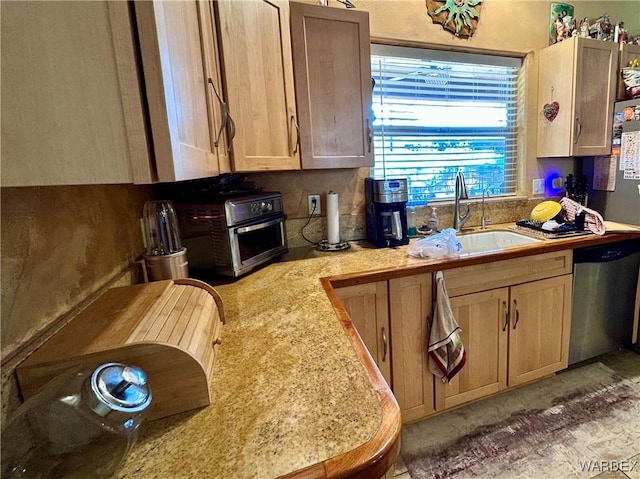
[365,178,410,248]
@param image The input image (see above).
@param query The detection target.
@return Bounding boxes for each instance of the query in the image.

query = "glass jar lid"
[88,363,152,417]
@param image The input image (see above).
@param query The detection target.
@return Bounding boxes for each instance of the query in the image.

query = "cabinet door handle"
[502,301,509,331]
[207,78,228,148]
[513,299,520,329]
[574,117,582,144]
[290,115,300,155]
[227,112,236,154]
[381,326,388,362]
[367,118,372,153]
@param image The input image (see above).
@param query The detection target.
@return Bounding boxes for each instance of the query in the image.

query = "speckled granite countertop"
[116,226,640,479]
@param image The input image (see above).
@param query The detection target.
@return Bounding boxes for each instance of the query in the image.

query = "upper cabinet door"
[134,1,224,183]
[537,37,616,158]
[572,38,617,157]
[198,0,231,175]
[215,0,300,172]
[290,3,373,169]
[1,1,145,186]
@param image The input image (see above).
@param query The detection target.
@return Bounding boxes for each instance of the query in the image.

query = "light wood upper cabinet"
[436,288,509,411]
[1,1,147,186]
[2,0,229,186]
[214,0,300,172]
[134,0,230,182]
[290,3,373,169]
[389,274,435,423]
[508,275,572,387]
[335,282,392,387]
[616,43,640,101]
[537,37,617,158]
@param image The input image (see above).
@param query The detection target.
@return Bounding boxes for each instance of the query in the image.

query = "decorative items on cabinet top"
[548,5,639,45]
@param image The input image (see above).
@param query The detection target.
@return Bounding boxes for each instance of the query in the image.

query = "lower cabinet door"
[389,274,435,422]
[335,281,392,387]
[435,288,509,410]
[508,275,573,387]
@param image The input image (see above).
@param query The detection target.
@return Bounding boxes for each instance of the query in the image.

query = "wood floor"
[392,348,640,479]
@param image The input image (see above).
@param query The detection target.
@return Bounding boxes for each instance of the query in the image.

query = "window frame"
[370,44,524,205]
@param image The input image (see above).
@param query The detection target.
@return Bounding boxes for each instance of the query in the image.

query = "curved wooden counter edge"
[276,277,402,479]
[275,230,640,479]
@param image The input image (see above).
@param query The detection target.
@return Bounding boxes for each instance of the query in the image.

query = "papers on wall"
[621,131,640,180]
[593,156,617,191]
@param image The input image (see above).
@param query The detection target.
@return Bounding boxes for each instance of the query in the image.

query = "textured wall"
[1,185,152,359]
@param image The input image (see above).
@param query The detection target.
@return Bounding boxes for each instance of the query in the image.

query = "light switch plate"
[532,179,545,195]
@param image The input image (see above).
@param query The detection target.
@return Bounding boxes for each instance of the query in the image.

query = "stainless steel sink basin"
[457,230,542,255]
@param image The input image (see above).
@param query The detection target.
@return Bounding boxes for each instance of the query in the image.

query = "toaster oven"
[174,192,288,277]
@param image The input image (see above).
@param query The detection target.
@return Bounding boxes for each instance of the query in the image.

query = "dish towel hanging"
[559,197,606,235]
[428,271,466,383]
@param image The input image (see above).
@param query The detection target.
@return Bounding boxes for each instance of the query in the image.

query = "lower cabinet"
[436,274,573,410]
[335,281,392,387]
[388,274,436,422]
[508,275,573,386]
[335,251,573,424]
[336,275,435,422]
[436,288,509,410]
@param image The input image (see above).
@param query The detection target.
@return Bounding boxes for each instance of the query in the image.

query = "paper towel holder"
[317,191,350,252]
[316,239,350,252]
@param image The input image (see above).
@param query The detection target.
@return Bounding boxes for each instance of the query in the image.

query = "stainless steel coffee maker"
[365,178,410,248]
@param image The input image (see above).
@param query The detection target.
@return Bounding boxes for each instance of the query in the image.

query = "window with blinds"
[371,45,522,205]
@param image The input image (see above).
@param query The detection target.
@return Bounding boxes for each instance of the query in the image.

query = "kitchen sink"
[457,230,542,255]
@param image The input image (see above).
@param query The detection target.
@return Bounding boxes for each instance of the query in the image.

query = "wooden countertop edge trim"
[277,231,640,478]
[276,277,402,479]
[329,231,640,287]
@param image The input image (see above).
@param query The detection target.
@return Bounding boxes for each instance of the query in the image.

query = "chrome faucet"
[454,171,471,231]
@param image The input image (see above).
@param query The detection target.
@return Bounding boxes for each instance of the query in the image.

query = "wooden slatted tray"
[16,278,224,420]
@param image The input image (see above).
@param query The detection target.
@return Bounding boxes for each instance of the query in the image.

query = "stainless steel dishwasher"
[569,239,640,364]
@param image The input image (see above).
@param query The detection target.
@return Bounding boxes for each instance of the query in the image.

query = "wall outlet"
[532,179,545,195]
[552,177,564,189]
[308,195,321,215]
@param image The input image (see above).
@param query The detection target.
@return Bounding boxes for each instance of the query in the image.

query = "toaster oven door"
[230,216,288,276]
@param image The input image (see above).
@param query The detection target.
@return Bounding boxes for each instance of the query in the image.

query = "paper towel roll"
[327,191,340,244]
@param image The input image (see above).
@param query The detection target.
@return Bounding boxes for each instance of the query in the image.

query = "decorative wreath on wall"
[426,0,484,38]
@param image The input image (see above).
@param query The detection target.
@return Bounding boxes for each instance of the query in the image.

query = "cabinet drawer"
[443,250,572,297]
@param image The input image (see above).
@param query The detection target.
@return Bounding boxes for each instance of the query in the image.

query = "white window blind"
[371,45,522,205]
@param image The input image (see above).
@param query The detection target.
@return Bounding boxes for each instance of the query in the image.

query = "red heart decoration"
[543,101,560,122]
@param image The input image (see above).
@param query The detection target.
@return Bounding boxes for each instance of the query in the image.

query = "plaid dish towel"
[560,197,606,235]
[428,271,466,383]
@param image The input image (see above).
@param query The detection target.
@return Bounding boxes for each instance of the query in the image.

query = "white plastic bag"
[407,228,462,259]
